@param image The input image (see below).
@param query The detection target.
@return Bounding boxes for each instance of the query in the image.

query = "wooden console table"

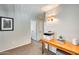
[41,39,79,55]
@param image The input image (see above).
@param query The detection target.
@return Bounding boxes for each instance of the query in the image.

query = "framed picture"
[0,17,14,31]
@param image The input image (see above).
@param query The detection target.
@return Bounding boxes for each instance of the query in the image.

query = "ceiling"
[0,4,59,17]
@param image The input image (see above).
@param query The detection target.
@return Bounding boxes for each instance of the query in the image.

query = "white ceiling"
[22,4,46,15]
[41,4,59,12]
[0,4,59,17]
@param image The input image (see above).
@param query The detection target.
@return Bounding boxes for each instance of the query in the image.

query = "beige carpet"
[0,39,55,55]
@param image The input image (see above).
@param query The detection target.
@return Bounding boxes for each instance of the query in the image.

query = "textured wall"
[0,4,31,52]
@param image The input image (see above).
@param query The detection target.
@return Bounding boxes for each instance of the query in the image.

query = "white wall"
[0,4,31,52]
[44,4,79,54]
[44,4,79,42]
[56,4,79,42]
[31,17,36,40]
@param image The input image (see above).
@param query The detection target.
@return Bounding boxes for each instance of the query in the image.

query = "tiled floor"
[0,39,55,55]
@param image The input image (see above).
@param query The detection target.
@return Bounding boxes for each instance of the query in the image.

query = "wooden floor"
[0,39,55,55]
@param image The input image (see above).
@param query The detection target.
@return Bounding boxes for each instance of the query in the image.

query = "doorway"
[31,19,37,41]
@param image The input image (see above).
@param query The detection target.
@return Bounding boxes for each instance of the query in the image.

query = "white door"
[31,20,37,40]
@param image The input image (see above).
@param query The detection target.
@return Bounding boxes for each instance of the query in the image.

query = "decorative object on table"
[72,38,79,45]
[44,31,55,40]
[0,16,14,31]
[44,33,53,40]
[48,31,55,39]
[57,35,65,44]
[59,35,63,40]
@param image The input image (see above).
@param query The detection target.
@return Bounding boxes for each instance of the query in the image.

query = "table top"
[41,39,79,55]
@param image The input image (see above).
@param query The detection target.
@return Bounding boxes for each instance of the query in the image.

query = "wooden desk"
[41,39,79,55]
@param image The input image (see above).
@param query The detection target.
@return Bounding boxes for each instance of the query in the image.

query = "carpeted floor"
[0,39,55,55]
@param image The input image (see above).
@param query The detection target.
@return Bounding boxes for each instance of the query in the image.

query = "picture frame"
[0,17,14,31]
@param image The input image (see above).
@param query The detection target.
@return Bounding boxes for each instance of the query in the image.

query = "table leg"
[42,41,44,54]
[48,44,49,51]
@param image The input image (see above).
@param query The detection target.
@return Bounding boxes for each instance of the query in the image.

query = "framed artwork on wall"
[0,17,14,31]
